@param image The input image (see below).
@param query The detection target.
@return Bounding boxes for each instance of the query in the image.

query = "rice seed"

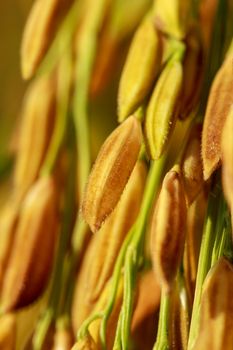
[180,123,204,205]
[1,176,58,311]
[0,202,19,290]
[0,313,16,350]
[71,333,98,350]
[52,326,74,350]
[192,258,233,350]
[86,161,147,303]
[145,55,183,160]
[82,116,142,232]
[180,28,204,120]
[221,107,233,213]
[131,270,160,331]
[153,0,191,40]
[150,167,187,292]
[21,0,74,79]
[183,190,207,306]
[202,50,233,180]
[118,17,162,122]
[14,75,56,199]
[90,0,152,97]
[169,282,189,350]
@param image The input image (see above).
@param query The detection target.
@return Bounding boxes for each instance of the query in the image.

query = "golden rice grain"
[82,116,142,232]
[21,0,74,79]
[86,161,146,302]
[145,55,183,160]
[0,314,16,350]
[202,51,233,180]
[118,17,161,121]
[192,258,233,350]
[1,176,58,311]
[180,123,204,205]
[14,75,56,199]
[150,167,187,292]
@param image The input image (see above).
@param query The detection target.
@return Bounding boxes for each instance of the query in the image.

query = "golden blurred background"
[0,1,32,153]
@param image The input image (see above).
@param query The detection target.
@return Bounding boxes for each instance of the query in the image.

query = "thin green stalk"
[211,195,226,266]
[75,222,136,345]
[119,157,166,348]
[98,227,135,348]
[99,224,139,348]
[78,313,104,339]
[72,218,89,255]
[187,180,221,349]
[211,199,233,264]
[113,311,123,350]
[120,245,136,350]
[188,191,232,350]
[33,309,54,350]
[222,215,233,261]
[133,156,166,250]
[72,0,108,199]
[153,292,170,350]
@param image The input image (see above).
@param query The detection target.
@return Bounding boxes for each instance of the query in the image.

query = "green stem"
[78,313,104,339]
[99,226,135,349]
[133,156,166,249]
[187,180,221,349]
[153,292,170,350]
[72,218,89,255]
[211,197,233,264]
[222,214,233,261]
[72,0,108,199]
[113,311,123,350]
[211,195,226,266]
[120,245,136,350]
[33,309,54,350]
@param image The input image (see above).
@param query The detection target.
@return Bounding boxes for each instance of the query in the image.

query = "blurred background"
[0,1,36,209]
[0,1,32,154]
